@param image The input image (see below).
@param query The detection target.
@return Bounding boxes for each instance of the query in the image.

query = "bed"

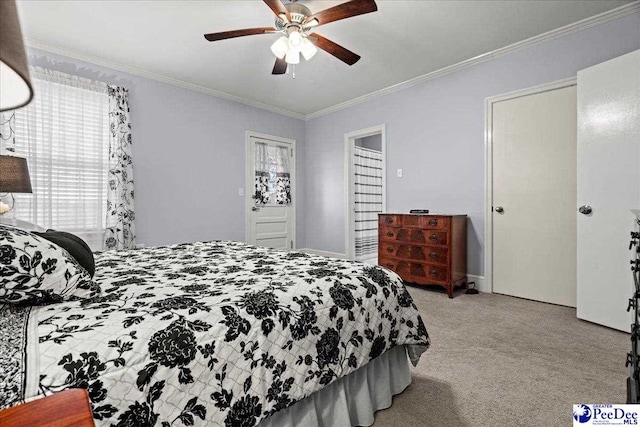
[0,238,430,426]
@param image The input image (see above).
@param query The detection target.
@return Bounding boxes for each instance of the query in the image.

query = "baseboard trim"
[468,274,490,293]
[298,248,347,259]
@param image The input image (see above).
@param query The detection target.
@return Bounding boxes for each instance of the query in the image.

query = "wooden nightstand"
[0,389,95,427]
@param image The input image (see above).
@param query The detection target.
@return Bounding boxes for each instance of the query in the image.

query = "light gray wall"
[26,48,306,248]
[303,12,640,276]
[356,134,382,152]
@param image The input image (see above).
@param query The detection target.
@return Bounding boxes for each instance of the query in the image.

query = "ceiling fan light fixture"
[285,50,300,65]
[270,36,289,59]
[300,38,318,61]
[288,31,303,50]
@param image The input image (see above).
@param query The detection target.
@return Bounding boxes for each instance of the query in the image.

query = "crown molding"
[304,2,640,120]
[24,38,306,120]
[23,2,639,122]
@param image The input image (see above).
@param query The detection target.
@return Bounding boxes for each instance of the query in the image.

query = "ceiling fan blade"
[272,57,288,75]
[204,27,275,42]
[310,33,361,66]
[263,0,290,21]
[306,0,377,26]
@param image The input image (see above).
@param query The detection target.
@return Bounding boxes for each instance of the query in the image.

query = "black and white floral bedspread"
[0,241,429,426]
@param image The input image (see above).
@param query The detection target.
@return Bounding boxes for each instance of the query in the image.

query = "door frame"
[343,124,387,260]
[245,130,296,248]
[484,77,576,292]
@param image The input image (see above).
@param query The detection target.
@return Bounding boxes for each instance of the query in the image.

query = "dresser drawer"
[407,245,448,264]
[385,228,448,246]
[399,215,422,228]
[379,257,397,271]
[380,226,400,241]
[379,215,402,227]
[420,216,449,230]
[379,242,448,265]
[379,242,399,257]
[395,261,449,284]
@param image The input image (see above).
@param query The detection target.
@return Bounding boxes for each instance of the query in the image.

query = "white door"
[492,85,577,307]
[246,134,295,250]
[576,50,640,331]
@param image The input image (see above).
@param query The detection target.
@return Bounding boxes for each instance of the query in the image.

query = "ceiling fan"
[203,0,378,75]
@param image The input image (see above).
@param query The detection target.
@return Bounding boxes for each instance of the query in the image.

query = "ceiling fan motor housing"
[275,3,312,30]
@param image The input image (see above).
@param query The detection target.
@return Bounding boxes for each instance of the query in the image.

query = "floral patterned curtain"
[254,143,291,206]
[104,86,135,250]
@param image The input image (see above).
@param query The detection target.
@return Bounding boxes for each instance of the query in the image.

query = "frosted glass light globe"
[288,31,303,50]
[270,36,289,59]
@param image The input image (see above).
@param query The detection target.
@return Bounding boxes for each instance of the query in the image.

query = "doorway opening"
[344,125,386,262]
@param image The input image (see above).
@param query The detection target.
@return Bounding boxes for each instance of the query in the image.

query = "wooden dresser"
[378,213,467,298]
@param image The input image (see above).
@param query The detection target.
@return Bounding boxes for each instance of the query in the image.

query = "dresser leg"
[447,285,454,298]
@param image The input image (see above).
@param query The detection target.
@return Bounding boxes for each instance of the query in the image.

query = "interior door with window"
[246,135,295,250]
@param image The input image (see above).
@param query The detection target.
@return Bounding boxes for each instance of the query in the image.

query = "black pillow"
[33,230,95,277]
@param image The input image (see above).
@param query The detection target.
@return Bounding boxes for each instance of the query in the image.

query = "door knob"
[494,206,504,213]
[251,206,260,212]
[578,205,592,215]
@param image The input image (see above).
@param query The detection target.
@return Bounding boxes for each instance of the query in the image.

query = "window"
[254,142,292,206]
[12,69,110,250]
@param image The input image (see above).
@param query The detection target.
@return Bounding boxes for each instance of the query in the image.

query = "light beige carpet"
[373,287,629,427]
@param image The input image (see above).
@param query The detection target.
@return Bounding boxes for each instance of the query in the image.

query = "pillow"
[34,230,95,277]
[0,225,100,305]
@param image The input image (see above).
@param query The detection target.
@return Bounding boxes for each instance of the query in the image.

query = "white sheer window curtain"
[254,143,292,205]
[11,67,110,250]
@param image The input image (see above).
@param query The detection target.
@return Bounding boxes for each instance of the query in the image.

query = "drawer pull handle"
[429,219,438,226]
[430,269,437,276]
[386,231,394,237]
[385,217,393,223]
[430,251,438,259]
[386,247,393,253]
[429,234,438,242]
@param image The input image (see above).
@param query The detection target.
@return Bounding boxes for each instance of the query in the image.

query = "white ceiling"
[17,0,633,116]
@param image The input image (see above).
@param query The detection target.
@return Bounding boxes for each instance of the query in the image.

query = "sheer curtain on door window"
[254,142,291,206]
[11,67,110,250]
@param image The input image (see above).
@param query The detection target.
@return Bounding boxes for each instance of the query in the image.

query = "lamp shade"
[0,155,32,193]
[0,0,34,112]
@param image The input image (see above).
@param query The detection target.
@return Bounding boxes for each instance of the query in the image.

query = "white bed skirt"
[258,345,412,427]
